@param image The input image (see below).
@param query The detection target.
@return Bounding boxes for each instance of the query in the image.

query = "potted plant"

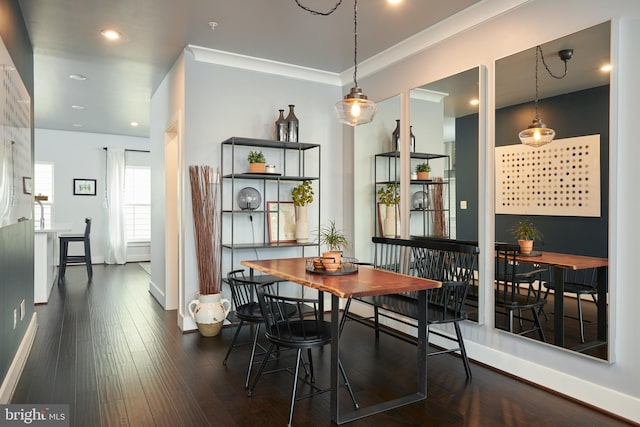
[247,150,266,173]
[318,220,349,268]
[291,180,314,243]
[377,183,400,237]
[510,219,542,254]
[416,162,431,180]
[186,165,231,337]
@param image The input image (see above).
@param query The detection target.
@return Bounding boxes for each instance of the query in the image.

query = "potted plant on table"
[317,220,349,270]
[510,219,542,254]
[377,183,400,237]
[415,162,431,180]
[291,180,314,243]
[187,165,231,337]
[247,150,266,173]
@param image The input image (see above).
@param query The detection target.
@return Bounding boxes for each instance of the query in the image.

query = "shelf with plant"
[415,162,431,180]
[377,183,400,206]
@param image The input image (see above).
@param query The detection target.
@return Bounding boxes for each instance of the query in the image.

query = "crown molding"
[186,45,341,86]
[410,88,449,102]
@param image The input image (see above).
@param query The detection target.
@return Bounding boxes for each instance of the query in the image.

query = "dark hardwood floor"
[12,264,632,426]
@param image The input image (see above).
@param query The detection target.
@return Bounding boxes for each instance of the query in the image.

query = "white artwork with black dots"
[495,135,600,217]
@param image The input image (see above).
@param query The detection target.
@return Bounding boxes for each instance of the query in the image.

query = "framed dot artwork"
[495,134,601,217]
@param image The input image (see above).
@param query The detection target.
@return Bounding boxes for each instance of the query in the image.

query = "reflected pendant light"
[334,0,377,126]
[519,46,555,147]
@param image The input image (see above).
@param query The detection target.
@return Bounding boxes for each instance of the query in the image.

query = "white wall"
[34,128,150,263]
[345,0,640,422]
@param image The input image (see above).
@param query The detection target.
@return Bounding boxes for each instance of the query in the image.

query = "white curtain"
[105,148,126,264]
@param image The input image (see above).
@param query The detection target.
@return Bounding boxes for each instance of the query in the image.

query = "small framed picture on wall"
[73,178,97,196]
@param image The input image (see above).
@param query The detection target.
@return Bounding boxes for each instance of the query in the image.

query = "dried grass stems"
[189,165,222,295]
[430,177,447,237]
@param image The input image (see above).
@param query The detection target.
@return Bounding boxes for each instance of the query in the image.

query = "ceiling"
[18,0,481,138]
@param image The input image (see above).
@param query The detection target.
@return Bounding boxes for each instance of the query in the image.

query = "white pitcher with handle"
[188,293,231,337]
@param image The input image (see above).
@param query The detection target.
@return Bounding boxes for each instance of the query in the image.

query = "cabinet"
[220,137,320,275]
[374,151,450,238]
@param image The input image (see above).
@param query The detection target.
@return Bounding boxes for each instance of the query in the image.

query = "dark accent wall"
[455,113,479,241]
[494,85,609,257]
[0,0,34,386]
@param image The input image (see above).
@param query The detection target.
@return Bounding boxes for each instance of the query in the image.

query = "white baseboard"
[148,280,165,308]
[0,313,38,403]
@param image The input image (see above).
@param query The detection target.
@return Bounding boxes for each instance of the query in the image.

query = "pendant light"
[518,46,573,148]
[334,0,377,126]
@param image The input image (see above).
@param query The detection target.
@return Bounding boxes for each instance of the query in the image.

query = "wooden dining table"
[513,251,608,348]
[241,257,441,425]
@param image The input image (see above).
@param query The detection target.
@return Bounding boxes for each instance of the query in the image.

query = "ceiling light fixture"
[69,74,87,81]
[100,29,122,41]
[72,123,83,128]
[518,46,573,148]
[130,121,139,127]
[71,105,85,110]
[295,0,376,126]
[469,99,479,106]
[600,64,612,72]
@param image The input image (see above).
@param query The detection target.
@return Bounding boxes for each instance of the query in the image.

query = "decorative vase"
[188,293,231,337]
[275,109,288,142]
[295,205,309,243]
[286,104,299,142]
[383,204,398,237]
[417,171,430,180]
[392,119,400,151]
[410,126,416,152]
[249,162,266,173]
[518,239,534,254]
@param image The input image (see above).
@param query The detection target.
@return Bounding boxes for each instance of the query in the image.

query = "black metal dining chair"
[248,283,358,427]
[495,243,547,342]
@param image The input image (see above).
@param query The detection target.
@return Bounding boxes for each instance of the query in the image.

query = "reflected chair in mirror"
[224,270,295,388]
[248,283,358,427]
[341,237,478,379]
[495,243,547,342]
[542,268,598,343]
[58,218,92,284]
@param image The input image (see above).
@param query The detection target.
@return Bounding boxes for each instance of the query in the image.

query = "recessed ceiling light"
[600,64,612,72]
[130,121,139,127]
[71,105,85,110]
[469,99,479,106]
[69,74,87,81]
[388,0,402,4]
[72,123,83,128]
[208,21,219,30]
[100,29,122,40]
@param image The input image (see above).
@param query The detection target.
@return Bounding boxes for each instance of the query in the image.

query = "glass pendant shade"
[237,187,261,210]
[335,87,377,126]
[518,117,556,148]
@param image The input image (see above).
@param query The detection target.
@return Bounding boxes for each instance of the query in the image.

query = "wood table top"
[241,257,441,299]
[515,251,608,270]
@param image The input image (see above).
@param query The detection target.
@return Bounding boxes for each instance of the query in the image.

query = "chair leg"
[374,306,380,340]
[245,323,262,388]
[287,349,303,427]
[223,320,245,365]
[247,343,275,397]
[532,307,546,343]
[454,322,472,379]
[85,240,93,280]
[339,298,352,334]
[577,295,585,343]
[58,241,67,283]
[306,349,315,383]
[338,359,359,409]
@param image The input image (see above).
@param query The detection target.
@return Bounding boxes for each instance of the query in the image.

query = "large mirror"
[494,22,610,360]
[409,67,481,321]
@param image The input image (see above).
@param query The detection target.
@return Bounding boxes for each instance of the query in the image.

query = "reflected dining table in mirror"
[241,257,441,425]
[512,250,608,349]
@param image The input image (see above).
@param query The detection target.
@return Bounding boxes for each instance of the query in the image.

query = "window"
[124,166,150,242]
[34,162,53,228]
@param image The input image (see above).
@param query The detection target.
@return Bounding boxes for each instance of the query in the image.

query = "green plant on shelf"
[415,162,431,173]
[291,180,314,206]
[377,183,400,206]
[247,150,265,163]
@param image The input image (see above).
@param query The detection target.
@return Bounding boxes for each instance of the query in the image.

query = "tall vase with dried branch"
[187,165,230,337]
[430,177,447,237]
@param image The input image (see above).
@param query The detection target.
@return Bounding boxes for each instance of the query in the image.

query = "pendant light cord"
[352,0,359,87]
[295,0,343,16]
[537,45,569,79]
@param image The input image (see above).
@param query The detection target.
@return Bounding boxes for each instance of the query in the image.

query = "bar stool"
[58,218,93,283]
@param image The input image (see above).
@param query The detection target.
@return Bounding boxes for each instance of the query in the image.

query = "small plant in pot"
[377,183,400,206]
[510,219,542,254]
[291,180,314,243]
[317,220,349,270]
[415,162,431,180]
[247,150,266,173]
